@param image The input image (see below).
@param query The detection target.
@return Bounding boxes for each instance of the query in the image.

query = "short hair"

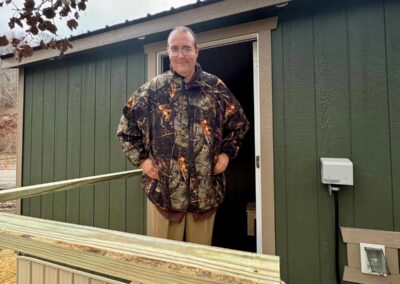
[167,26,197,48]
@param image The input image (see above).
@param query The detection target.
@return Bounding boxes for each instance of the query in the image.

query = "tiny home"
[1,0,399,283]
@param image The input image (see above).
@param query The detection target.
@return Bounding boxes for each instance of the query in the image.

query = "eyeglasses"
[168,46,195,56]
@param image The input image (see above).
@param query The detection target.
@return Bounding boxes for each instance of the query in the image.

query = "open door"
[145,17,277,254]
[162,40,258,252]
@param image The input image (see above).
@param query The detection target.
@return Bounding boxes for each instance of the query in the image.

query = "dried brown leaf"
[24,0,35,11]
[59,6,71,17]
[20,44,34,57]
[67,19,78,30]
[78,1,86,11]
[8,17,16,29]
[43,20,57,34]
[11,38,21,47]
[0,35,9,47]
[28,25,39,35]
[43,7,56,19]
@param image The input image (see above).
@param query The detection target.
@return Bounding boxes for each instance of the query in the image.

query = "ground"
[0,250,16,284]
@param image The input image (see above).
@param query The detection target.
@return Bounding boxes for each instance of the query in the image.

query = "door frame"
[144,17,277,254]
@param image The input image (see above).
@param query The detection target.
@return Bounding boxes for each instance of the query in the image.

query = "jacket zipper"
[185,84,193,211]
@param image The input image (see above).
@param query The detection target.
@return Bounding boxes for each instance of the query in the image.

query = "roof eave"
[1,0,291,69]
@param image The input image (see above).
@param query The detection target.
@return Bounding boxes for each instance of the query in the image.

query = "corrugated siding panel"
[109,48,128,232]
[348,0,393,231]
[22,43,146,234]
[273,0,400,283]
[17,256,126,284]
[66,57,82,225]
[80,53,96,227]
[41,64,56,220]
[280,4,320,284]
[126,46,146,234]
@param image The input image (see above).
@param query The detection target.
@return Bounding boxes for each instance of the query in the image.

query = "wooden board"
[0,213,281,284]
[0,170,142,203]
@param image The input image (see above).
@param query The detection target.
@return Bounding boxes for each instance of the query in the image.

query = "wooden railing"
[0,171,282,284]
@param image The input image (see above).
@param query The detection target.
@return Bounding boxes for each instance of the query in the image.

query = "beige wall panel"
[74,274,90,284]
[17,258,31,284]
[59,270,73,284]
[91,280,108,284]
[386,248,400,274]
[347,243,361,269]
[44,266,58,284]
[31,262,44,284]
[16,256,127,284]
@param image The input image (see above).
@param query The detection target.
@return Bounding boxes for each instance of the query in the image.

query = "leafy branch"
[0,0,88,62]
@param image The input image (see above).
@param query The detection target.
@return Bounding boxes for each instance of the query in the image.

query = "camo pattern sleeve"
[117,81,151,167]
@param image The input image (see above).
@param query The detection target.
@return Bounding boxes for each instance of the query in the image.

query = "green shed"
[2,0,399,283]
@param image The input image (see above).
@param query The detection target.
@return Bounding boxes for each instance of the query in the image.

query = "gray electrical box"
[320,158,353,186]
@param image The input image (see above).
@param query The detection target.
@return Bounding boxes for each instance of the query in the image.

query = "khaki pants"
[147,200,216,245]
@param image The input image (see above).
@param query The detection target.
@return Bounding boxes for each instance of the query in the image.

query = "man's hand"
[140,158,159,180]
[213,153,229,174]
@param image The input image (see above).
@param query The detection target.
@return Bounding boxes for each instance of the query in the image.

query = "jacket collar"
[170,63,203,88]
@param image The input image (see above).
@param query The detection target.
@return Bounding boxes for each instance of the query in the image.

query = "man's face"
[168,30,199,79]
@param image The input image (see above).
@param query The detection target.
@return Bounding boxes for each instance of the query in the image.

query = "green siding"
[313,1,350,283]
[79,54,96,227]
[22,44,146,234]
[273,0,400,283]
[126,46,146,234]
[41,64,56,220]
[30,66,44,218]
[348,0,393,231]
[109,49,128,232]
[281,5,320,284]
[53,61,68,222]
[385,0,400,232]
[94,52,111,229]
[66,58,82,224]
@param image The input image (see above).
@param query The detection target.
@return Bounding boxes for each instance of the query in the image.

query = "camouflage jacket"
[117,64,249,212]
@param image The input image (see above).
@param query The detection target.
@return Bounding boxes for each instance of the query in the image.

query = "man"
[117,26,249,245]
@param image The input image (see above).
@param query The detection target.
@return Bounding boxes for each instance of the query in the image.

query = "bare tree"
[0,59,18,154]
[0,0,88,61]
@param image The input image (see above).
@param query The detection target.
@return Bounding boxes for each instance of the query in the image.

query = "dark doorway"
[162,41,256,252]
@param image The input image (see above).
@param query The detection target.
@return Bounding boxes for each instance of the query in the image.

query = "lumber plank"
[0,213,281,284]
[0,170,142,203]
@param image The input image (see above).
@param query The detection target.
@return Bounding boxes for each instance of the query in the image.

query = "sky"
[0,0,198,37]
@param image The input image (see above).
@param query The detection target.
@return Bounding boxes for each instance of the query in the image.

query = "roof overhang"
[1,0,290,68]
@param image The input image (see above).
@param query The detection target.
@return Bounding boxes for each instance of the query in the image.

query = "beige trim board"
[343,266,400,284]
[2,0,289,69]
[16,67,24,215]
[341,227,400,249]
[144,17,277,255]
[341,227,400,284]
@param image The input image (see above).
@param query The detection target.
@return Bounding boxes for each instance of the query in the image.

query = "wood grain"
[0,170,142,203]
[1,213,281,284]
